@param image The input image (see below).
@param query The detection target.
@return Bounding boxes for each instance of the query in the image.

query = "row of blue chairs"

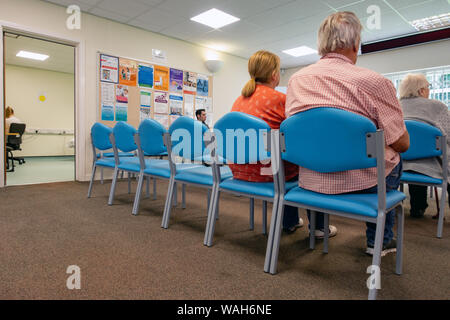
[88,109,447,300]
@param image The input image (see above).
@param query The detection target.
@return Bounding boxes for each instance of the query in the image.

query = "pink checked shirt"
[286,53,406,194]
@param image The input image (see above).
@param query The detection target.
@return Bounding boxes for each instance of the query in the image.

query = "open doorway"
[3,32,75,185]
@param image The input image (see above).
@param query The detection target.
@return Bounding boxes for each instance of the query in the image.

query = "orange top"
[229,84,298,182]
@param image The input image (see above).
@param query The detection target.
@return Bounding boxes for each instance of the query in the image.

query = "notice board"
[98,53,213,129]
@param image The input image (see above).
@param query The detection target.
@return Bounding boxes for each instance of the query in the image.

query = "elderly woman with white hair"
[399,74,450,218]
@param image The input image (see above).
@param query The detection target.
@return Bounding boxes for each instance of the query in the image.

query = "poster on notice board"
[119,58,137,86]
[154,66,169,91]
[138,64,154,88]
[170,68,183,93]
[196,74,209,97]
[100,54,119,83]
[183,71,197,94]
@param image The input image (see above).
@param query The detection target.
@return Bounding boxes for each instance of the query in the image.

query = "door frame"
[0,20,86,187]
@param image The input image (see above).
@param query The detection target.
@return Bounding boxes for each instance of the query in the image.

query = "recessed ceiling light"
[282,46,317,57]
[191,8,240,29]
[16,50,49,61]
[410,13,450,31]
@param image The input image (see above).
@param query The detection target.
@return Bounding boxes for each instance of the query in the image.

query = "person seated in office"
[398,73,450,218]
[195,109,209,129]
[5,106,22,133]
[230,50,336,236]
[286,11,409,255]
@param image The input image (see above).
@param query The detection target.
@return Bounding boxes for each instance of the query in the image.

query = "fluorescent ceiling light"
[16,50,49,61]
[410,13,450,31]
[283,46,317,57]
[191,8,240,29]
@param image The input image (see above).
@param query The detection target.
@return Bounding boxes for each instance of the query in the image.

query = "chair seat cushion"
[400,172,442,185]
[175,166,232,186]
[144,162,200,179]
[284,187,406,218]
[97,152,135,158]
[95,158,116,168]
[118,158,169,173]
[219,179,298,198]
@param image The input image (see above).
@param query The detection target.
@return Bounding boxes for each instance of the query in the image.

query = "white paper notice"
[184,94,195,118]
[101,82,115,104]
[100,54,119,83]
[140,107,151,122]
[154,113,169,129]
[154,91,169,114]
[169,93,183,115]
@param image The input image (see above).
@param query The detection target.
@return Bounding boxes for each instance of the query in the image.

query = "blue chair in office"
[161,116,232,229]
[88,122,120,198]
[265,108,406,300]
[203,112,297,247]
[108,121,151,205]
[400,120,447,238]
[131,119,197,215]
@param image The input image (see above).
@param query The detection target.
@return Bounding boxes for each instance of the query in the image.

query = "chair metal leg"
[205,185,220,247]
[127,172,131,194]
[323,213,329,254]
[262,200,267,235]
[207,189,211,214]
[108,167,120,206]
[215,191,220,220]
[309,210,316,250]
[173,182,178,207]
[100,167,104,185]
[396,205,404,275]
[161,177,176,229]
[87,164,97,198]
[368,213,386,300]
[437,184,446,238]
[153,178,157,200]
[182,184,186,209]
[249,198,255,230]
[268,197,284,274]
[145,176,150,198]
[132,171,145,215]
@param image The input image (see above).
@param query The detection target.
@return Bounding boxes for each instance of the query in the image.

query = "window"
[384,65,450,108]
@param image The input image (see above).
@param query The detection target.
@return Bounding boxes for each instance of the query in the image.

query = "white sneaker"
[313,225,337,239]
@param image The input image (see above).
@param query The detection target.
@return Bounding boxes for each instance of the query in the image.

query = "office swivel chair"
[6,123,26,172]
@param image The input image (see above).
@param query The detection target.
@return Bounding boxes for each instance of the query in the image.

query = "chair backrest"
[168,116,208,161]
[91,122,113,151]
[280,107,377,173]
[8,123,26,146]
[401,120,443,161]
[213,111,271,164]
[138,119,167,156]
[112,121,137,153]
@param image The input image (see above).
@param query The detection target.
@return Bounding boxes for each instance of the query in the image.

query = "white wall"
[1,0,249,181]
[5,64,74,157]
[281,39,450,85]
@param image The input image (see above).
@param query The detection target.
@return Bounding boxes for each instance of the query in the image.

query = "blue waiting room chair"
[161,116,232,229]
[203,112,297,248]
[400,120,447,238]
[108,121,159,206]
[265,108,406,300]
[88,122,133,198]
[131,119,197,215]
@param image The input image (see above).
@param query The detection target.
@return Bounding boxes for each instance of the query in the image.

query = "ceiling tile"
[246,0,332,29]
[158,20,214,40]
[396,0,450,21]
[132,8,185,29]
[89,7,132,23]
[156,0,230,19]
[95,0,151,18]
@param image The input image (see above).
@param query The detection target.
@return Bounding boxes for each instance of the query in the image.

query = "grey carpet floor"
[0,179,448,300]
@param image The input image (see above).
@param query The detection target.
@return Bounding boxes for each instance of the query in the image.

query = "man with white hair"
[286,11,410,256]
